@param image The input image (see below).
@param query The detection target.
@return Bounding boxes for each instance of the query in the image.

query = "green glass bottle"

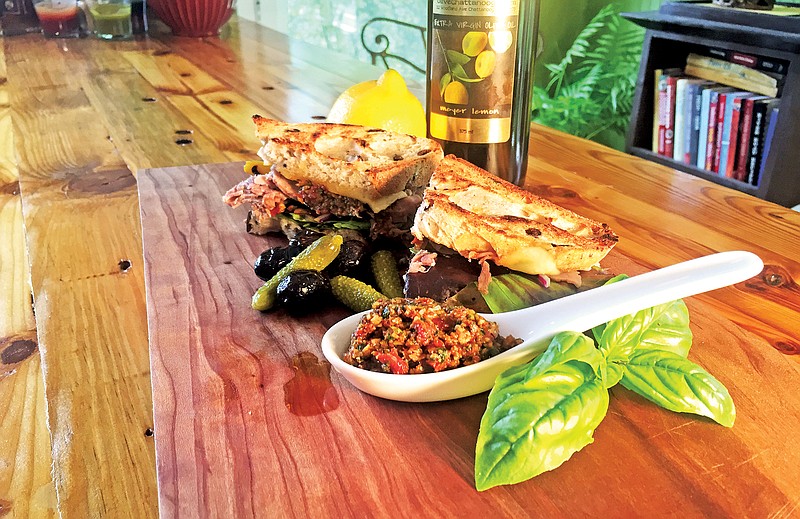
[426,0,540,186]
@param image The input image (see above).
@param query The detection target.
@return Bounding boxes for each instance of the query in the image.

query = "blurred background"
[236,0,800,150]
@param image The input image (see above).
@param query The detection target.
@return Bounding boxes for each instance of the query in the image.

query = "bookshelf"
[623,1,800,207]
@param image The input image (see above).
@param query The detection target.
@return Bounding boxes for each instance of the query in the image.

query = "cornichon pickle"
[252,234,343,311]
[331,276,385,312]
[243,161,270,175]
[370,250,403,299]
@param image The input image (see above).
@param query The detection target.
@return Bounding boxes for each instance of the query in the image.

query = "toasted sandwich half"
[408,155,618,296]
[223,116,444,241]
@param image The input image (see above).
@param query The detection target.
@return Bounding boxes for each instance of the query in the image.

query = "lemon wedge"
[327,69,427,138]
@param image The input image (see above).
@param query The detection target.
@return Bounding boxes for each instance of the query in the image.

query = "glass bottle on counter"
[0,0,40,35]
[426,0,540,186]
[130,0,146,34]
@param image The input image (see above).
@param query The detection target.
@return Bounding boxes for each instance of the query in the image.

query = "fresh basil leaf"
[605,363,625,388]
[475,332,609,491]
[621,349,735,428]
[592,274,693,389]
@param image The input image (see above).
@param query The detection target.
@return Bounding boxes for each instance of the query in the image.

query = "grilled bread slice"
[411,155,618,275]
[253,116,443,212]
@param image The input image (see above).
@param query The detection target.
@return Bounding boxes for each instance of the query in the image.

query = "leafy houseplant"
[532,4,644,150]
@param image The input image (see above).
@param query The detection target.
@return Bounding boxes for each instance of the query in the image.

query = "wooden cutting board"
[139,162,800,518]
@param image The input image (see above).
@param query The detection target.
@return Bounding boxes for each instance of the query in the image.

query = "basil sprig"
[475,275,735,490]
[620,350,735,428]
[475,332,608,491]
[592,274,693,387]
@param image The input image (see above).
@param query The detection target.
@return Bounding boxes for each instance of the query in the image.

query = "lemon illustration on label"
[475,50,497,78]
[462,32,488,57]
[327,69,426,137]
[488,30,513,53]
[443,81,468,105]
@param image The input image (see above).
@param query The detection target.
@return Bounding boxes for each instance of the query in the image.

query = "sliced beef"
[404,252,485,301]
[223,172,288,220]
[370,193,423,244]
[298,184,367,217]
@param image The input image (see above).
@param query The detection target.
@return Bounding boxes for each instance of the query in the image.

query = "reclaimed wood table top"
[2,15,800,519]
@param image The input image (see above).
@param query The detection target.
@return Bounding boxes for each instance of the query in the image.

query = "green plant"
[532,4,644,149]
[475,274,735,490]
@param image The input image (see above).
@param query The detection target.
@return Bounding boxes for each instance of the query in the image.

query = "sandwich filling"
[405,241,584,299]
[223,167,421,241]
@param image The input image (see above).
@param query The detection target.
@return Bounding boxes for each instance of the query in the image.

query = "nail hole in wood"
[175,129,193,135]
[144,428,154,437]
[118,259,132,272]
[180,73,191,77]
[175,138,194,146]
[142,97,157,103]
[1,339,37,364]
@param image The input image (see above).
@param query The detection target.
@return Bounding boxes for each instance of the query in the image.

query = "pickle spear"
[252,234,343,311]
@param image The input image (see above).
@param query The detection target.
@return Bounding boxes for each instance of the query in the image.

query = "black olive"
[253,246,293,281]
[328,239,369,276]
[289,229,325,250]
[276,270,332,312]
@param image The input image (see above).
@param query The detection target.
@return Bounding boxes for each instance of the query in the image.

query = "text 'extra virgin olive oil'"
[426,0,540,185]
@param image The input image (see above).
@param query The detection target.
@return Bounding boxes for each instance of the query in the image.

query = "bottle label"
[429,0,520,144]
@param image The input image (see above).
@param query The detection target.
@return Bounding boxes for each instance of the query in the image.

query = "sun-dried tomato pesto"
[344,297,521,374]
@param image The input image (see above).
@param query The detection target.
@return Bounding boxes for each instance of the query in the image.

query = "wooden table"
[2,16,799,519]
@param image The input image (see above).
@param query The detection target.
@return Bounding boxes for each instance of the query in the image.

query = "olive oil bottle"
[426,0,540,185]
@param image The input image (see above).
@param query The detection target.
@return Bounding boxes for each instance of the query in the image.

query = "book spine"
[734,98,756,182]
[758,106,780,183]
[697,89,712,169]
[723,97,744,178]
[747,102,768,185]
[673,79,688,162]
[705,91,720,171]
[652,68,663,154]
[713,93,728,173]
[684,84,699,164]
[664,76,679,157]
[657,72,668,155]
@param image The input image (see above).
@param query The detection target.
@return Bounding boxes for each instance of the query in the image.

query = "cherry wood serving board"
[139,162,800,518]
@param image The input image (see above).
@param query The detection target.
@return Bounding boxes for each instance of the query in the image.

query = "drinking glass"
[86,0,131,39]
[32,0,81,38]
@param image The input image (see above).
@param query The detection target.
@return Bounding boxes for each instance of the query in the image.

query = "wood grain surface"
[4,14,799,519]
[3,18,384,518]
[140,162,800,518]
[0,49,57,519]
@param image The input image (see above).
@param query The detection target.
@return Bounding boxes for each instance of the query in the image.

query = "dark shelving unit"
[623,1,800,207]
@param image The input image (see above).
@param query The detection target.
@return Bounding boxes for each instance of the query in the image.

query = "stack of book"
[652,48,785,187]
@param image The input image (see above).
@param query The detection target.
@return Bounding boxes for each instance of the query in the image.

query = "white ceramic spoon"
[321,251,763,402]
